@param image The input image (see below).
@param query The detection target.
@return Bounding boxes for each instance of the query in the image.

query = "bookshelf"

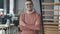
[42,0,60,34]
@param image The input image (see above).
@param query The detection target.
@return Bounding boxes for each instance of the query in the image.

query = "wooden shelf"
[44,31,58,34]
[43,14,54,16]
[44,26,60,28]
[42,3,54,6]
[43,18,58,21]
[43,22,59,24]
[42,2,60,34]
[42,3,60,6]
[42,9,60,12]
[43,14,60,16]
[44,29,59,31]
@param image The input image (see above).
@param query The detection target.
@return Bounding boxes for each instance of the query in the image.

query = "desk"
[0,24,14,34]
[0,24,14,28]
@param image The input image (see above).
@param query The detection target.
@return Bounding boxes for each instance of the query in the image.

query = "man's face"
[25,1,33,11]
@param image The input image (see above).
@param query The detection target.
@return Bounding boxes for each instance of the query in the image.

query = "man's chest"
[24,14,37,25]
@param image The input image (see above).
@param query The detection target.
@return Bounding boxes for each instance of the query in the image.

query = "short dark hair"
[26,0,33,4]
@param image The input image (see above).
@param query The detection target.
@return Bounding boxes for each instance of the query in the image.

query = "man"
[19,0,41,34]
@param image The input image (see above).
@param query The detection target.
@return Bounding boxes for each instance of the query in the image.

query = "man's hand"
[20,21,26,26]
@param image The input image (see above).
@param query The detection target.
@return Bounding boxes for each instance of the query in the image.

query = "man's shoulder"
[20,12,26,15]
[34,12,40,15]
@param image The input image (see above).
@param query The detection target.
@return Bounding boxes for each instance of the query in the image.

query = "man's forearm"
[26,24,40,30]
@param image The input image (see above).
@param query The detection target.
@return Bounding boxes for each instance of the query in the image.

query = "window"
[0,0,4,9]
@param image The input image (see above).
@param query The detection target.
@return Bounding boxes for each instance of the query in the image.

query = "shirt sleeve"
[19,13,32,30]
[26,14,41,30]
[19,13,26,30]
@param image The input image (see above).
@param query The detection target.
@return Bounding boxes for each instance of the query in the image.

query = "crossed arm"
[19,14,41,30]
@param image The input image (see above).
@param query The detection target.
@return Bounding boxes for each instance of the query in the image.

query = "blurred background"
[0,0,40,24]
[0,0,41,34]
[0,0,60,34]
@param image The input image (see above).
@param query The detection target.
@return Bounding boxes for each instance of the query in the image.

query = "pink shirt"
[20,12,41,34]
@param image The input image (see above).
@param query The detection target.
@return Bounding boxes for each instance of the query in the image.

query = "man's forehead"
[25,1,32,4]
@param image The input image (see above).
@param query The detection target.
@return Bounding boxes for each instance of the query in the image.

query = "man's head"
[25,0,34,11]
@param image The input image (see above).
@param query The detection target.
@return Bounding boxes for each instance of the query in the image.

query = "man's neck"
[26,10,34,14]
